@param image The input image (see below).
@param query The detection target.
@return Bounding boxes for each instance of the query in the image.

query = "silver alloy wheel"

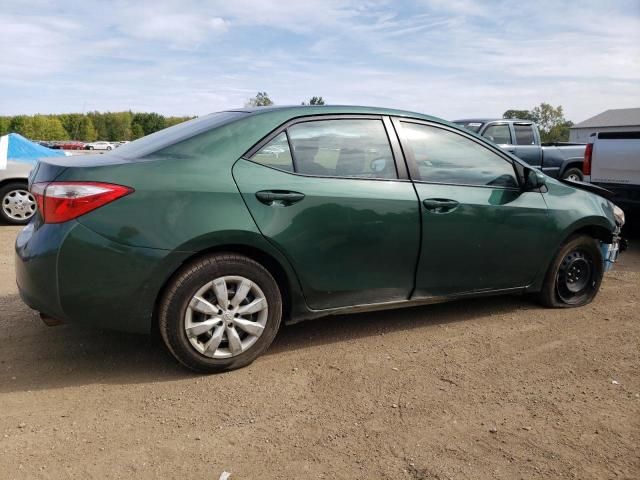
[2,189,37,221]
[184,275,268,359]
[566,173,581,181]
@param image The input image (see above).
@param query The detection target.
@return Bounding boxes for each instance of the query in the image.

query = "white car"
[85,141,114,151]
[0,160,34,224]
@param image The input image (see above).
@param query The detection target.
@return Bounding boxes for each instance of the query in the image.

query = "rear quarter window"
[112,112,247,160]
[514,124,536,145]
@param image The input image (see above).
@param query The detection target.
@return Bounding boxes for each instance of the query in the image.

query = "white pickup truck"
[584,131,640,212]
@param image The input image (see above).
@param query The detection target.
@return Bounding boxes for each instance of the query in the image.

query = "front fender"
[528,178,616,291]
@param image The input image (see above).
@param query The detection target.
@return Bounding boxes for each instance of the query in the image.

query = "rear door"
[511,122,543,168]
[233,115,421,310]
[394,119,550,297]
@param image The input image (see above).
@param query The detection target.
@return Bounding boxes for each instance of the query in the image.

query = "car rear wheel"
[562,168,583,182]
[158,253,282,372]
[538,235,604,308]
[0,182,37,225]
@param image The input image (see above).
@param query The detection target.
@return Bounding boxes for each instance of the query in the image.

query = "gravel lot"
[0,224,638,479]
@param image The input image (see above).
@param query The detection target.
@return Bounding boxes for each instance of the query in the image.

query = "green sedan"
[15,106,625,372]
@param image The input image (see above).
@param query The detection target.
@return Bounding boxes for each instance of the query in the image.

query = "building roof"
[572,108,640,129]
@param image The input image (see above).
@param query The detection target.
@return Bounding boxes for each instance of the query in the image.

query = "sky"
[1,0,639,122]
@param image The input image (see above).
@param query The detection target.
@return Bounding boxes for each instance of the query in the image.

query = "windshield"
[111,111,247,160]
[454,121,484,133]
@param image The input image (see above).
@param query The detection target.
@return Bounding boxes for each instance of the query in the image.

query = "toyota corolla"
[15,106,625,372]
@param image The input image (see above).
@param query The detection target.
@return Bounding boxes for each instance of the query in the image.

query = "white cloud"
[0,0,638,122]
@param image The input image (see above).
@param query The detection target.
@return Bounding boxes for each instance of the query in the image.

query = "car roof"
[225,104,449,125]
[454,118,534,124]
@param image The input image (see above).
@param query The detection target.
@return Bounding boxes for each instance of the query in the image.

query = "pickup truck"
[454,118,586,180]
[584,131,640,211]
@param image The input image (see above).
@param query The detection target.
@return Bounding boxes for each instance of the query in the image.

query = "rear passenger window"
[482,124,512,144]
[514,124,535,145]
[251,132,294,172]
[287,119,397,179]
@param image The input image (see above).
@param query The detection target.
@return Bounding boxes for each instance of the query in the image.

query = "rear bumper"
[15,220,189,334]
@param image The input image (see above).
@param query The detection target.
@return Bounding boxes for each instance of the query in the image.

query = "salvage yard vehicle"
[584,131,640,212]
[15,106,625,372]
[454,118,586,181]
[0,161,35,224]
[50,140,85,150]
[84,141,114,151]
[1,132,66,225]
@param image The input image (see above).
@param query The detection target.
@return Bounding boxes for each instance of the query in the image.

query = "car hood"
[558,178,614,200]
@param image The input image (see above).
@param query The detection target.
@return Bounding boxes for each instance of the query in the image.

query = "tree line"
[0,112,194,142]
[0,96,572,144]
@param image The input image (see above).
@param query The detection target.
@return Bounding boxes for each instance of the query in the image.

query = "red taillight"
[31,182,133,224]
[583,143,593,176]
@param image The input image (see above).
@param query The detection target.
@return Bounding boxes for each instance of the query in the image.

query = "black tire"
[0,182,36,225]
[538,235,604,308]
[158,253,282,373]
[562,168,584,182]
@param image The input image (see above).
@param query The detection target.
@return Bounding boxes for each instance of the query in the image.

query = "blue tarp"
[0,133,66,169]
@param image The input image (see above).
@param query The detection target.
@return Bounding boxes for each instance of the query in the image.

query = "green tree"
[9,116,35,138]
[165,116,194,128]
[246,92,273,107]
[77,116,98,141]
[132,112,166,136]
[0,117,11,136]
[530,103,570,143]
[130,123,145,139]
[105,111,133,141]
[59,113,84,139]
[545,120,574,143]
[87,112,109,140]
[30,115,69,140]
[302,96,325,105]
[502,109,535,121]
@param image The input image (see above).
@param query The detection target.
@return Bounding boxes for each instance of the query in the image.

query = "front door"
[233,117,420,310]
[395,119,550,297]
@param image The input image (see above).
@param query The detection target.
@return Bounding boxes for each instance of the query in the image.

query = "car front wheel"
[0,182,37,225]
[158,253,283,373]
[539,235,604,308]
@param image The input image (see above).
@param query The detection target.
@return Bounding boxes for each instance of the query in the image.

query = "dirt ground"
[0,224,638,480]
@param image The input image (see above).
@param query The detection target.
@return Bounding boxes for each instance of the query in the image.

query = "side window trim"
[244,114,409,181]
[383,116,408,179]
[391,117,522,190]
[284,129,297,173]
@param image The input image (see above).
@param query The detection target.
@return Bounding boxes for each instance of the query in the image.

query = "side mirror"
[524,168,546,190]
